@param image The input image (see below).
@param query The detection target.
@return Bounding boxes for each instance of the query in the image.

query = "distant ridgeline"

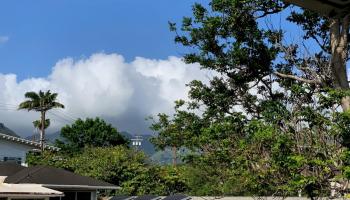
[26,131,156,154]
[25,130,182,164]
[0,123,19,137]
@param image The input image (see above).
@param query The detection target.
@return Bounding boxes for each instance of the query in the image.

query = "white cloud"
[0,53,211,136]
[0,36,9,43]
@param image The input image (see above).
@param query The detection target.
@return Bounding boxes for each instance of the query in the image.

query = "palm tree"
[33,119,50,130]
[32,119,50,141]
[19,90,64,151]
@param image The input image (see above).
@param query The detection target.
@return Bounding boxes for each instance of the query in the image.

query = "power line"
[54,109,78,121]
[0,101,81,124]
[47,111,74,124]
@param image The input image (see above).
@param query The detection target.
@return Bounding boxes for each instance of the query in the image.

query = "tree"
[284,1,350,111]
[149,0,350,197]
[56,117,129,154]
[70,146,147,186]
[32,119,50,142]
[33,119,50,130]
[149,100,202,166]
[19,90,64,151]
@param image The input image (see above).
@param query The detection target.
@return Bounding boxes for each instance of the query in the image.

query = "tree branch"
[273,71,321,84]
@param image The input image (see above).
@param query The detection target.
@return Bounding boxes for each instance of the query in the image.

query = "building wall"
[0,139,36,166]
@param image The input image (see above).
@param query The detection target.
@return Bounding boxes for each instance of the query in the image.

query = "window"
[62,192,75,200]
[55,191,92,200]
[77,192,91,200]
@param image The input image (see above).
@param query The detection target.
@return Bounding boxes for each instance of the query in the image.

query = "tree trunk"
[40,111,46,152]
[172,146,177,167]
[330,15,350,111]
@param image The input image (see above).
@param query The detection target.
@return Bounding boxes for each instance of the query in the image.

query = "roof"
[110,195,135,200]
[162,195,191,200]
[0,132,60,151]
[5,165,119,190]
[133,195,161,200]
[0,162,26,176]
[0,183,63,197]
[284,0,350,17]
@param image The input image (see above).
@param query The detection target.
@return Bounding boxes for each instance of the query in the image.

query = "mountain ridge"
[0,123,19,137]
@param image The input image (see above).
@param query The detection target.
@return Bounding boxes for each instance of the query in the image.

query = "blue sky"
[0,0,200,81]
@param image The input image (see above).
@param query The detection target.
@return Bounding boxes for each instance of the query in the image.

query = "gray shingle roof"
[0,162,26,176]
[162,195,191,200]
[5,165,118,190]
[133,195,161,200]
[110,195,134,200]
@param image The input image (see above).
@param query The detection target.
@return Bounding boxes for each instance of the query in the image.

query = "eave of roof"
[42,184,120,190]
[0,132,60,151]
[0,183,64,197]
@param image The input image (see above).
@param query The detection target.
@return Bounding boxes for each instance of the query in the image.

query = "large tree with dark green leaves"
[19,90,64,151]
[149,100,202,166]
[149,0,350,197]
[56,117,129,154]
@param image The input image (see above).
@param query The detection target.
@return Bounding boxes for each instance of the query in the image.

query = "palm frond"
[33,119,50,129]
[18,100,39,111]
[52,102,65,109]
[24,92,39,101]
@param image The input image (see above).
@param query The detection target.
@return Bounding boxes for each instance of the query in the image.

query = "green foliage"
[70,146,146,186]
[28,147,188,196]
[121,165,187,195]
[18,90,65,112]
[56,117,129,154]
[147,0,350,197]
[33,119,50,130]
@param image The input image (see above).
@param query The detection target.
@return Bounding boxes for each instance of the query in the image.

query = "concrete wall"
[0,139,35,166]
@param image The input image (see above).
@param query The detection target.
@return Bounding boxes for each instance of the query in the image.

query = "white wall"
[0,139,36,165]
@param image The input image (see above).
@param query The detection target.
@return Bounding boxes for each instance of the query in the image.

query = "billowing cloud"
[0,53,211,136]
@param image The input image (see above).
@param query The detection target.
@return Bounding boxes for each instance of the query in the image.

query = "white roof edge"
[0,132,60,151]
[0,183,64,197]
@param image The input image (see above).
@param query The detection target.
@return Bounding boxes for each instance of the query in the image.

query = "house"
[0,162,119,200]
[0,162,63,199]
[0,127,118,199]
[0,132,59,166]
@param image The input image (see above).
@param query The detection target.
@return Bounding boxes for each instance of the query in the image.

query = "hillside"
[26,131,157,156]
[25,130,179,164]
[0,123,19,137]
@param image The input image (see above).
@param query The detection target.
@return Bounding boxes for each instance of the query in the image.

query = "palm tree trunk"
[40,111,46,152]
[330,15,350,111]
